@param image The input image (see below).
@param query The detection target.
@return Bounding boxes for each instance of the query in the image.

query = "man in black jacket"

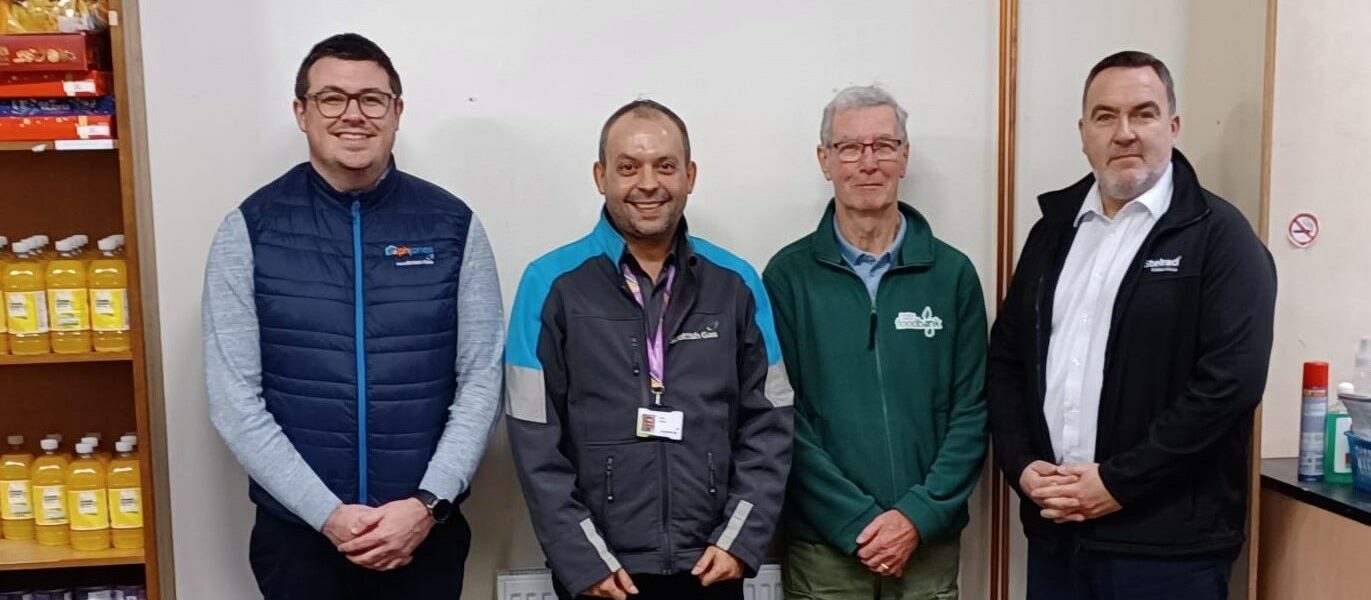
[987,50,1276,600]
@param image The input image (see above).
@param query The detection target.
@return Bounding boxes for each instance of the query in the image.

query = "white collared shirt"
[1044,163,1174,464]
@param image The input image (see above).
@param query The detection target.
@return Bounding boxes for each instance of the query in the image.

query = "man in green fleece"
[763,85,988,599]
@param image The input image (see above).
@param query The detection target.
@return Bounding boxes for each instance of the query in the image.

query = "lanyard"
[622,262,676,405]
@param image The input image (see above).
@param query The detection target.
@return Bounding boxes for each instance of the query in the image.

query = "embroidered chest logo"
[1143,255,1182,273]
[670,320,720,344]
[895,307,943,338]
[384,244,436,267]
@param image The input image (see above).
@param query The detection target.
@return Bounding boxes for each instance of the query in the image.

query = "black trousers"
[1027,541,1237,600]
[249,506,471,600]
[553,572,744,600]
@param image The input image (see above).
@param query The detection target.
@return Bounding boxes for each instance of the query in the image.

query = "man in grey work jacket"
[506,99,794,600]
[202,33,503,598]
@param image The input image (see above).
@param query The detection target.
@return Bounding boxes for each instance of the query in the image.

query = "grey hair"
[820,85,909,146]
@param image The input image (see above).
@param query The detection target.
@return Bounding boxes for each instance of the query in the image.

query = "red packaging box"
[0,33,108,72]
[0,114,114,141]
[0,70,110,98]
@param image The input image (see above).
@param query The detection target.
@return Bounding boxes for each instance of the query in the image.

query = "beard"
[1097,165,1163,202]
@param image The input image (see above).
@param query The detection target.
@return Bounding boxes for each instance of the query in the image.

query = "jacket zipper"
[825,257,905,502]
[871,299,898,497]
[351,199,369,504]
[624,278,674,574]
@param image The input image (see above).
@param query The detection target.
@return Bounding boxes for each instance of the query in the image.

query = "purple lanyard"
[622,262,676,405]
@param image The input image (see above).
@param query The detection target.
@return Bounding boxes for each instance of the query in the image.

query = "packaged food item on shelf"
[3,0,107,34]
[0,113,113,141]
[4,239,50,355]
[32,437,70,546]
[73,587,114,600]
[0,32,108,72]
[114,586,145,600]
[0,96,113,116]
[0,70,109,98]
[107,440,141,549]
[1,434,35,539]
[48,237,91,353]
[89,236,128,352]
[65,441,109,551]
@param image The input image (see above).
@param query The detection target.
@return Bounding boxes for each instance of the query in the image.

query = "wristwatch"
[412,489,453,524]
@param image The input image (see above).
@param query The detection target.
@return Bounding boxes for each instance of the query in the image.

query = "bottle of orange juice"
[80,436,111,468]
[88,237,130,353]
[45,434,72,462]
[107,441,142,549]
[1,435,35,540]
[4,240,51,355]
[31,438,69,547]
[47,238,92,354]
[66,442,110,550]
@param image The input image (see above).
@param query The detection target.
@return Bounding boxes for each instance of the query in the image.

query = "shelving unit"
[0,352,132,366]
[1,1,161,596]
[0,538,142,572]
[0,139,117,152]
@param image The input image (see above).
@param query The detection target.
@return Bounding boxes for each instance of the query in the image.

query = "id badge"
[636,407,684,441]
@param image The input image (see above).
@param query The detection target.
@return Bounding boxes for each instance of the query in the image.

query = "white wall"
[1012,2,1265,598]
[1263,0,1371,457]
[136,1,999,598]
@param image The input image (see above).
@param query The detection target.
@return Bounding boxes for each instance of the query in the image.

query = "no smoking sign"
[1288,213,1319,248]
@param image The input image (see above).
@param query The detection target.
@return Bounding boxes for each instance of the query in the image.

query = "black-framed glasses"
[830,138,904,162]
[303,91,397,119]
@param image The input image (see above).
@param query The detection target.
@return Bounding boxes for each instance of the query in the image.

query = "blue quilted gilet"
[238,160,471,523]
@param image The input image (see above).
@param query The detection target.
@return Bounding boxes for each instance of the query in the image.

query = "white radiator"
[497,565,784,600]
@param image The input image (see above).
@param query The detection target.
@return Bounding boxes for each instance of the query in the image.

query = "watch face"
[431,499,454,523]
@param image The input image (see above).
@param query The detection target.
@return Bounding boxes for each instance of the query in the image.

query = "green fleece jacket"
[763,201,988,553]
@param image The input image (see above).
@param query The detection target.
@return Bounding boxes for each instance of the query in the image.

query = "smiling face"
[594,112,696,243]
[818,105,909,213]
[293,57,403,187]
[1079,66,1179,203]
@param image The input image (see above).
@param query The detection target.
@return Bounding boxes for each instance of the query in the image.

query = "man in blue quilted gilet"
[202,33,503,598]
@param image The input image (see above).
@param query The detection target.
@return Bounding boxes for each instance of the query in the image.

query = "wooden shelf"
[0,352,132,366]
[0,538,143,572]
[0,140,117,152]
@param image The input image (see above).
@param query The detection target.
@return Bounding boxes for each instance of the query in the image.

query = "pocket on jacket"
[581,442,661,554]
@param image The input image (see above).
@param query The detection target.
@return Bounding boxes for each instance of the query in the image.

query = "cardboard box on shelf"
[0,113,113,141]
[0,33,108,72]
[0,70,110,97]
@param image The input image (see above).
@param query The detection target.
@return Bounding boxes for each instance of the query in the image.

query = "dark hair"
[1083,50,1176,114]
[598,100,691,164]
[294,33,402,99]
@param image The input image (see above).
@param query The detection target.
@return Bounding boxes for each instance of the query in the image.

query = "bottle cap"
[1304,362,1329,387]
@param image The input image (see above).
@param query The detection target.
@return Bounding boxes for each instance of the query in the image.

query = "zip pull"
[606,456,615,503]
[707,451,717,495]
[868,310,878,350]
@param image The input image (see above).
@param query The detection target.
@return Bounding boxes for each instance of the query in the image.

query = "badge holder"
[636,382,684,441]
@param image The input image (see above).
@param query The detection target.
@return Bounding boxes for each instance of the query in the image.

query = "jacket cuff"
[893,490,951,543]
[832,501,884,555]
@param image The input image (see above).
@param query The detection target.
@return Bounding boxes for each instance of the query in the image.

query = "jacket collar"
[591,208,698,268]
[811,199,935,268]
[1038,149,1208,230]
[306,155,401,209]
